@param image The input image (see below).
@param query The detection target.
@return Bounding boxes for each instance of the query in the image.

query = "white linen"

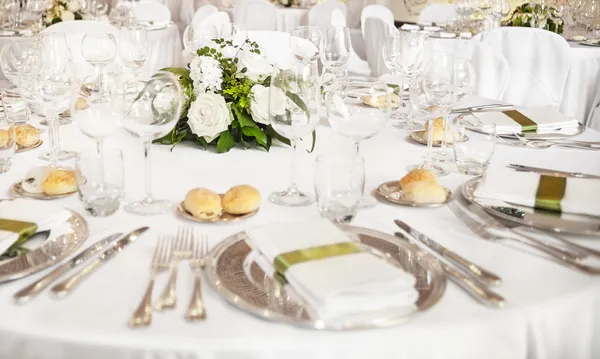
[132,2,172,22]
[233,0,277,31]
[470,42,510,101]
[245,219,418,321]
[419,4,457,25]
[474,107,579,134]
[474,167,600,216]
[0,199,72,255]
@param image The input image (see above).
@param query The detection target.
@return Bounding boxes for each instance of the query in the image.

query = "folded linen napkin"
[473,107,579,135]
[474,168,600,216]
[245,219,419,321]
[0,199,72,256]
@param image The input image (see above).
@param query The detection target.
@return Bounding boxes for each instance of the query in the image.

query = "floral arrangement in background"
[505,3,564,34]
[43,0,90,26]
[157,38,294,153]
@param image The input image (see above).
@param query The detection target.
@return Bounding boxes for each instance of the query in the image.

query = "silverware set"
[128,227,208,328]
[508,164,600,179]
[499,134,600,150]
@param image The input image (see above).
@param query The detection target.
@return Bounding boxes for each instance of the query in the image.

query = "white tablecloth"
[0,95,599,358]
[220,5,309,33]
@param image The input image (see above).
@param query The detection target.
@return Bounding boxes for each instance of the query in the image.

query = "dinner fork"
[155,227,192,311]
[185,233,208,321]
[127,238,171,328]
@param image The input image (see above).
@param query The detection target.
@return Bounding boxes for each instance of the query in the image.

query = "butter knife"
[452,104,514,114]
[508,164,600,180]
[394,219,502,287]
[394,232,505,308]
[13,232,123,303]
[50,227,149,297]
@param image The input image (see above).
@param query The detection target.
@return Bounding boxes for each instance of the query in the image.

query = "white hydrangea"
[189,55,223,95]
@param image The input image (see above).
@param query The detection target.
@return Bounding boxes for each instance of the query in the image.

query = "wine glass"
[120,25,148,81]
[454,0,477,28]
[489,0,511,28]
[321,26,351,92]
[183,25,215,54]
[220,23,247,44]
[117,72,183,215]
[25,0,47,34]
[382,33,405,124]
[81,33,117,102]
[575,0,599,36]
[35,33,78,165]
[268,63,321,207]
[532,0,550,28]
[290,26,323,65]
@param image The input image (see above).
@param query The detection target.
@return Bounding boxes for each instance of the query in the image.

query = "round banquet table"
[0,95,600,359]
[219,5,309,33]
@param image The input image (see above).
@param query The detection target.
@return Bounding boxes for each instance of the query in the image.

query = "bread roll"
[16,124,40,147]
[0,129,11,148]
[75,97,88,110]
[42,169,77,195]
[423,117,453,143]
[399,169,438,192]
[403,182,448,204]
[222,185,261,215]
[184,188,222,219]
[22,166,53,194]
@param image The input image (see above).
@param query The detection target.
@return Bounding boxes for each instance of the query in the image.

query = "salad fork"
[155,227,192,311]
[185,233,208,321]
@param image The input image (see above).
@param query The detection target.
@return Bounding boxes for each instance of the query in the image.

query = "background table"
[0,95,599,359]
[219,5,309,33]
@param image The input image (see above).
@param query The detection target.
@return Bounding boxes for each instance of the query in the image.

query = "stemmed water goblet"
[120,25,148,81]
[25,0,47,34]
[382,33,405,123]
[268,63,321,207]
[117,72,183,215]
[454,0,477,29]
[532,0,550,28]
[489,0,511,29]
[321,26,351,93]
[81,33,117,102]
[574,0,599,36]
[290,26,323,65]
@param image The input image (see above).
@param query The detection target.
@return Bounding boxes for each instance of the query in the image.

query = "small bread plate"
[16,140,43,153]
[177,201,258,224]
[377,181,452,207]
[408,130,468,147]
[462,177,600,236]
[10,180,76,200]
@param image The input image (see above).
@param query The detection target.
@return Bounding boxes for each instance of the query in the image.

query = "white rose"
[187,93,233,143]
[249,85,286,125]
[67,1,80,12]
[237,50,272,82]
[60,10,75,21]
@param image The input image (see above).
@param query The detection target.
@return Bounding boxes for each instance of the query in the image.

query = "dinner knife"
[508,164,600,180]
[13,232,123,303]
[394,220,502,287]
[452,104,514,114]
[50,227,149,297]
[394,232,505,308]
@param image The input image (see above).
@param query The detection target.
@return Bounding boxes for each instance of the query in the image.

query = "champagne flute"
[382,33,405,124]
[268,63,321,207]
[81,33,117,102]
[117,73,183,215]
[120,25,148,81]
[321,26,351,93]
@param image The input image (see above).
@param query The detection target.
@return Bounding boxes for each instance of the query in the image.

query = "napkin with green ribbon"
[474,168,600,216]
[474,107,579,135]
[0,199,72,258]
[245,219,418,321]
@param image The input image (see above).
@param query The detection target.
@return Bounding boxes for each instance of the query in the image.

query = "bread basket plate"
[10,180,76,200]
[16,140,43,153]
[177,201,258,224]
[206,225,446,330]
[376,181,452,207]
[408,130,468,147]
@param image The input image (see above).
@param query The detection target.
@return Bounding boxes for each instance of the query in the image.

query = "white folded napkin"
[245,219,418,322]
[475,167,600,217]
[0,199,72,256]
[474,107,579,134]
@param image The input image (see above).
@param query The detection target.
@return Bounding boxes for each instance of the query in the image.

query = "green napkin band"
[273,242,362,284]
[502,110,538,132]
[534,175,566,212]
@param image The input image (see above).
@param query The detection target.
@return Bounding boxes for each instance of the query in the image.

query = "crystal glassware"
[120,25,149,81]
[76,149,124,216]
[452,115,496,175]
[382,33,405,123]
[314,154,365,224]
[1,88,29,124]
[183,25,214,54]
[574,0,599,36]
[268,64,321,207]
[454,0,477,29]
[25,0,46,34]
[0,115,15,173]
[117,72,183,215]
[290,26,323,65]
[321,26,351,93]
[532,0,550,28]
[81,33,117,102]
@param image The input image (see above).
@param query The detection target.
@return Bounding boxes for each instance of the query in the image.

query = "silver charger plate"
[461,177,600,236]
[206,225,447,330]
[0,210,88,282]
[377,181,452,207]
[10,180,76,200]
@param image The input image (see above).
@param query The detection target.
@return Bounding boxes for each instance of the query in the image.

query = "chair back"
[419,4,457,24]
[470,43,510,100]
[233,0,277,31]
[309,0,347,28]
[132,2,172,22]
[363,16,398,77]
[360,5,393,39]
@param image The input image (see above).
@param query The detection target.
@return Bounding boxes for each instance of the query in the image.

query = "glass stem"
[97,139,104,183]
[352,141,360,157]
[405,73,415,124]
[288,139,299,194]
[424,117,434,168]
[96,65,104,100]
[439,113,449,155]
[48,114,61,167]
[143,140,153,202]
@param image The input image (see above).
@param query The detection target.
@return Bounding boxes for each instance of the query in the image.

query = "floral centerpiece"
[43,0,90,25]
[157,38,298,153]
[505,3,564,34]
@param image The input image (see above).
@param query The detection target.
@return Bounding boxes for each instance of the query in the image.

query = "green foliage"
[505,3,564,34]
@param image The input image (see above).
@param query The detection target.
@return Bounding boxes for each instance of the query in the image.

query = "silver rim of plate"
[377,181,452,207]
[205,225,447,330]
[408,130,469,147]
[16,140,43,153]
[581,40,600,47]
[10,180,76,200]
[176,201,258,223]
[464,114,585,140]
[0,210,88,282]
[461,177,600,236]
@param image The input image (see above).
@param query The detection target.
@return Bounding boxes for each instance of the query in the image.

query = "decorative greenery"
[43,0,89,26]
[505,3,564,34]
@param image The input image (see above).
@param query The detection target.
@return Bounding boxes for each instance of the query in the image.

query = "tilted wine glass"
[81,33,117,102]
[120,25,148,81]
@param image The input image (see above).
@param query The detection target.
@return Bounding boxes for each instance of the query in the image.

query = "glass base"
[431,150,454,163]
[406,162,449,177]
[39,116,72,126]
[39,149,77,162]
[125,198,173,215]
[269,189,314,207]
[355,195,377,209]
[392,120,422,131]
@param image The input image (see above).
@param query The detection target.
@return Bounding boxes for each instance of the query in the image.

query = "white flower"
[189,55,223,94]
[67,1,80,12]
[44,13,53,24]
[187,93,233,143]
[249,85,286,125]
[60,10,75,21]
[237,50,272,82]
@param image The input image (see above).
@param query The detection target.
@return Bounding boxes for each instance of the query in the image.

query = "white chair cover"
[132,2,172,22]
[193,11,231,36]
[183,3,217,26]
[331,8,347,28]
[419,4,457,24]
[360,5,394,40]
[470,43,510,101]
[363,17,398,77]
[247,30,293,69]
[308,0,347,28]
[479,27,572,108]
[233,0,277,31]
[346,0,367,29]
[328,11,370,76]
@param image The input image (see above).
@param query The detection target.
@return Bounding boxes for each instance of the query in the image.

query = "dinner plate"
[0,209,88,282]
[408,130,468,146]
[16,140,43,153]
[461,177,600,236]
[206,225,446,330]
[10,180,76,200]
[176,201,258,223]
[377,181,452,207]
